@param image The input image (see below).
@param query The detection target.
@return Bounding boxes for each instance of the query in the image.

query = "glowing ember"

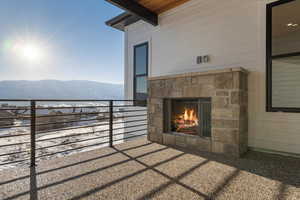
[174,108,199,134]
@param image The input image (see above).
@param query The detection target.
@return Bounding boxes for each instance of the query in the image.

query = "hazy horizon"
[0,79,124,85]
[0,79,124,100]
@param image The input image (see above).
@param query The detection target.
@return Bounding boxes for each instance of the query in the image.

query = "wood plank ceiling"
[135,0,191,14]
[105,0,192,30]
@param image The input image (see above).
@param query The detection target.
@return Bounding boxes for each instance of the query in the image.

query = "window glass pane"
[272,55,300,108]
[136,76,147,94]
[272,0,300,56]
[134,44,148,75]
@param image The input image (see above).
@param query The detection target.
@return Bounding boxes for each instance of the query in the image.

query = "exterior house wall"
[124,0,300,155]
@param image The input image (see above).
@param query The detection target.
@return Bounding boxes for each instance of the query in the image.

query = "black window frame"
[133,42,149,106]
[266,0,300,113]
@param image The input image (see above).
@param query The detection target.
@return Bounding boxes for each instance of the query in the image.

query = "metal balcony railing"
[0,99,147,169]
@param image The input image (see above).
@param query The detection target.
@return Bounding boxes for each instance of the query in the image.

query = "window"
[267,0,300,112]
[134,42,148,105]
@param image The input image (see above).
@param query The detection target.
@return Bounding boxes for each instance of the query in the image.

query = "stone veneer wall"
[148,67,248,157]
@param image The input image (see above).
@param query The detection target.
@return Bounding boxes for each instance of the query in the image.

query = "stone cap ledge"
[148,67,248,81]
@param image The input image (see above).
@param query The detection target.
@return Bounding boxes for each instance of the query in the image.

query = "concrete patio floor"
[0,137,299,200]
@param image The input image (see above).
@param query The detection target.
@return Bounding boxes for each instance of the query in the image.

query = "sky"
[0,0,124,84]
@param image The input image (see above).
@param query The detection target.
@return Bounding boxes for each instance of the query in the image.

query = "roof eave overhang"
[105,12,140,31]
[105,0,158,31]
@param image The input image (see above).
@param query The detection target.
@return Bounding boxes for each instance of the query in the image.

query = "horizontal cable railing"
[0,99,147,169]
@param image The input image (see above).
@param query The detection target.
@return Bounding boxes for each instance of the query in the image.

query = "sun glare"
[11,40,45,63]
[20,43,42,62]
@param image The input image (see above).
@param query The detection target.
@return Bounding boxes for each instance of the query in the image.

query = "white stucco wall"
[124,0,300,155]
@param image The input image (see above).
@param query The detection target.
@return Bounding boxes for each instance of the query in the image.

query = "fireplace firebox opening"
[164,98,211,137]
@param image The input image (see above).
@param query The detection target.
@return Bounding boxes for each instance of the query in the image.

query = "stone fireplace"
[148,67,248,157]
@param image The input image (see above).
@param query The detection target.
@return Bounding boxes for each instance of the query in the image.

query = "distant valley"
[0,80,124,100]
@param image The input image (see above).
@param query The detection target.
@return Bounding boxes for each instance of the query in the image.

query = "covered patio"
[0,137,299,200]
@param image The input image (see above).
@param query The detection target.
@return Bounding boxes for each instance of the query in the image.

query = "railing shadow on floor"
[1,139,299,200]
[67,146,242,200]
[169,144,300,188]
[3,140,215,200]
[2,141,171,200]
[0,142,152,186]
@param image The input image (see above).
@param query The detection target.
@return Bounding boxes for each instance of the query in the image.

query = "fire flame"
[175,108,198,132]
[183,109,196,121]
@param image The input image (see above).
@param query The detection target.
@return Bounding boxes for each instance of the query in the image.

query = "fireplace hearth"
[164,98,211,137]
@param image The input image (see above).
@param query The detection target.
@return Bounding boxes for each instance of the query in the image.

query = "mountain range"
[0,80,124,100]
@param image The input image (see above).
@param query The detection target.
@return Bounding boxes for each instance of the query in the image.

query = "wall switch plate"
[197,56,202,64]
[203,55,209,63]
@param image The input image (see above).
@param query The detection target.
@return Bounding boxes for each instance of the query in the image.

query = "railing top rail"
[0,99,145,102]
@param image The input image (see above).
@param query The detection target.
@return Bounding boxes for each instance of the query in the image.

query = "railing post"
[109,100,113,147]
[30,100,36,167]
